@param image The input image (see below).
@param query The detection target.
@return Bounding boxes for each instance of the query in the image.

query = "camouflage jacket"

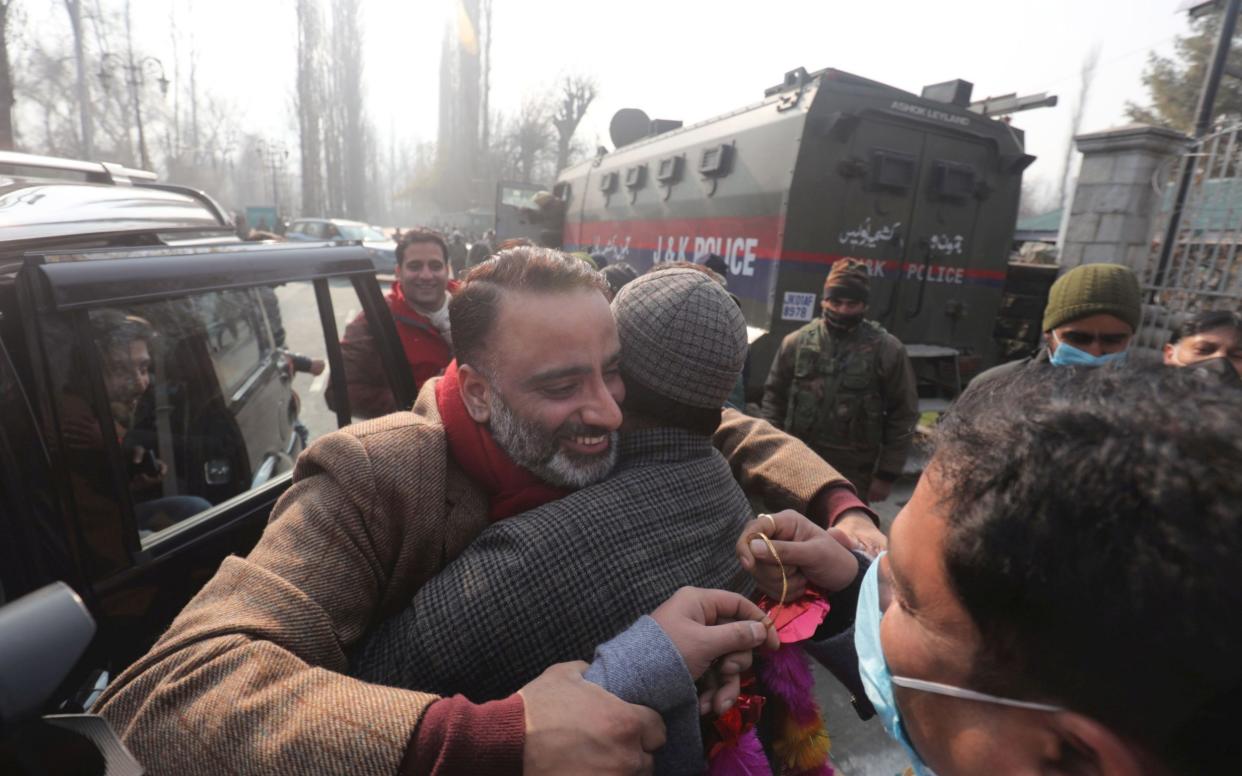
[762,318,918,480]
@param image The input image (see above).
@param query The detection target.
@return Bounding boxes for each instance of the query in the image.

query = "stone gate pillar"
[1059,124,1190,271]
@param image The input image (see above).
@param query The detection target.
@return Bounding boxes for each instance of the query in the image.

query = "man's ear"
[1162,343,1176,364]
[1046,711,1149,776]
[457,363,492,423]
[1045,330,1057,353]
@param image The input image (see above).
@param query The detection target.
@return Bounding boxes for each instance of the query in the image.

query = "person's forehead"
[490,289,618,373]
[1189,327,1242,347]
[403,241,446,262]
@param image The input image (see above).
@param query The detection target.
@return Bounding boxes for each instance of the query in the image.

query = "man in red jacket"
[329,228,461,418]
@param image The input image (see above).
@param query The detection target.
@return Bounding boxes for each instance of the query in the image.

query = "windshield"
[336,224,388,242]
[499,186,543,210]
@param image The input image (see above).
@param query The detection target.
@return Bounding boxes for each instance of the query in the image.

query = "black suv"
[0,152,415,707]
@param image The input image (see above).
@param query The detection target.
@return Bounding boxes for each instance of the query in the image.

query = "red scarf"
[435,360,568,521]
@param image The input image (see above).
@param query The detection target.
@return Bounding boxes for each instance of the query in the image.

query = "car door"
[14,241,415,673]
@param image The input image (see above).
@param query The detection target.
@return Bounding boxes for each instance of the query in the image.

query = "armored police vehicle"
[502,67,1042,397]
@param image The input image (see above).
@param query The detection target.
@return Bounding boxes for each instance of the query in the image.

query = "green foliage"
[1126,12,1242,133]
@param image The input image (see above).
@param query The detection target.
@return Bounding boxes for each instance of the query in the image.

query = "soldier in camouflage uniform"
[762,259,919,504]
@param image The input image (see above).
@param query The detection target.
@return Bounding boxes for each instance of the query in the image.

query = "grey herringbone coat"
[350,427,755,700]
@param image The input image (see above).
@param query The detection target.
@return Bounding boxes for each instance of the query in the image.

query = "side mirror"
[0,582,145,774]
[0,582,94,730]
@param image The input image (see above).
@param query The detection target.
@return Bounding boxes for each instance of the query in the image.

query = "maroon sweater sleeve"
[401,694,526,776]
[810,482,880,528]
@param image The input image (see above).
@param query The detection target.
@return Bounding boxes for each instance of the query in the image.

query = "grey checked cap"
[612,267,748,409]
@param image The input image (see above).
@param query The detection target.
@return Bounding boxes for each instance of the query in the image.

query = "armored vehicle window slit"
[868,149,917,192]
[698,144,734,178]
[930,160,977,201]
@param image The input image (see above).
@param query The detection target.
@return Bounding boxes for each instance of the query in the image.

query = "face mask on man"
[1049,333,1129,368]
[854,555,1063,776]
[824,307,863,330]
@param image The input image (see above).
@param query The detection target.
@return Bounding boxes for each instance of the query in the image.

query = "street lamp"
[255,140,290,228]
[99,53,169,171]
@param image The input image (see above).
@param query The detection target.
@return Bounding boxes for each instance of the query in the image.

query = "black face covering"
[824,307,863,331]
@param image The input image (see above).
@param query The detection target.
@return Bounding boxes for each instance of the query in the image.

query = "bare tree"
[0,0,16,150]
[479,0,492,154]
[1058,45,1101,209]
[296,0,324,216]
[552,74,596,173]
[62,0,92,157]
[511,98,552,183]
[334,0,365,219]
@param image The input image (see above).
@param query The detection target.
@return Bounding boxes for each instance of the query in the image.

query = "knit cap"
[1042,263,1141,332]
[824,258,870,302]
[612,267,748,411]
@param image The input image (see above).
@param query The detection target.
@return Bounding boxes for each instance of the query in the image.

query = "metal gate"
[1139,124,1242,347]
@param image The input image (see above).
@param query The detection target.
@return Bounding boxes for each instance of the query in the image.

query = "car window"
[337,225,387,241]
[43,278,381,564]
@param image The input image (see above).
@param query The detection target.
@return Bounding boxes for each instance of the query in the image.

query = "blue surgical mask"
[1049,335,1129,367]
[854,555,1063,776]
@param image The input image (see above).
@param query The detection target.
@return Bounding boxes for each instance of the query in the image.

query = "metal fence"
[1139,124,1242,349]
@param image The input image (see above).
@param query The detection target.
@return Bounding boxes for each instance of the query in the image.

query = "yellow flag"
[457,0,479,56]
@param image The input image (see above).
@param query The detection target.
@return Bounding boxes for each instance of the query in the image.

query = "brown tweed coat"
[95,379,848,776]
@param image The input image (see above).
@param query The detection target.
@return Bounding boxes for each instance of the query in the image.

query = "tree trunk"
[480,0,492,155]
[65,0,94,158]
[296,0,324,216]
[0,1,16,151]
[336,0,366,220]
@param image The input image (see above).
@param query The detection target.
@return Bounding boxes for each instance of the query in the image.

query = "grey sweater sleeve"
[584,616,704,776]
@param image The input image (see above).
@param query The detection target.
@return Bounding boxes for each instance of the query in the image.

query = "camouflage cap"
[612,267,748,410]
[824,258,870,302]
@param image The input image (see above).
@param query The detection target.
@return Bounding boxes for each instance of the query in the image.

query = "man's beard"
[487,392,618,489]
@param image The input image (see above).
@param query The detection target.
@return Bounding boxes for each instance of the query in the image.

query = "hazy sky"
[29,0,1186,197]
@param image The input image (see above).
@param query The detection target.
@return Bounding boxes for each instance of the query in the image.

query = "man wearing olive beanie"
[968,262,1142,392]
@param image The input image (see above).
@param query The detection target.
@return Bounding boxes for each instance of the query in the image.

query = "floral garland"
[705,584,836,775]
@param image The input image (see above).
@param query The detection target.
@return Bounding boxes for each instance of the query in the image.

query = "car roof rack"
[0,151,157,186]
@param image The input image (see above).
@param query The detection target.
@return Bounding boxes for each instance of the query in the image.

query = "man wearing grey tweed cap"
[354,265,872,774]
[613,266,749,432]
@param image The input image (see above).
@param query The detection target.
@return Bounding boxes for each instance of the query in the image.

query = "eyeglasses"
[1056,331,1132,348]
[890,676,1065,713]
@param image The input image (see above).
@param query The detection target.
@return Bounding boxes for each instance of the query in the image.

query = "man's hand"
[62,416,105,450]
[309,358,326,376]
[736,510,860,595]
[649,587,778,715]
[867,478,894,505]
[129,445,166,490]
[833,509,887,556]
[519,661,666,775]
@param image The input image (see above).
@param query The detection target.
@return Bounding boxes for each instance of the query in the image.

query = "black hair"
[90,310,156,354]
[1167,309,1242,345]
[395,228,449,267]
[449,246,607,370]
[601,262,639,298]
[932,364,1242,772]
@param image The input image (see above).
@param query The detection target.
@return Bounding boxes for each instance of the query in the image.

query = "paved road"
[272,274,394,444]
[273,274,915,773]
